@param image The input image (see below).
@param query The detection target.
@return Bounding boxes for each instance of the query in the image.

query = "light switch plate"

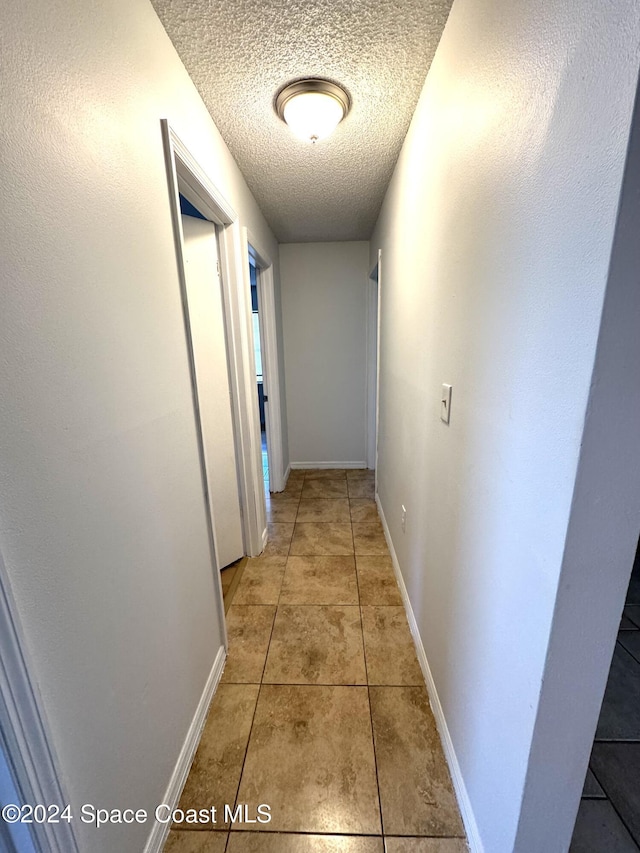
[441,384,452,424]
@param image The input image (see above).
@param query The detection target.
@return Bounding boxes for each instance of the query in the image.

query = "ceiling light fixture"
[275,79,351,144]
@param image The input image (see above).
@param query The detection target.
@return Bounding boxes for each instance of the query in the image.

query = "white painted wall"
[0,1,284,851]
[280,242,369,467]
[370,0,640,850]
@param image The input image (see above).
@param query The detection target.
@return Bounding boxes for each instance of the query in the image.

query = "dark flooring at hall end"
[571,541,640,852]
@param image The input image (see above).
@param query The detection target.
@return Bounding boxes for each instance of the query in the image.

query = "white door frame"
[0,550,79,853]
[180,214,245,569]
[161,120,266,564]
[367,249,382,489]
[245,231,286,495]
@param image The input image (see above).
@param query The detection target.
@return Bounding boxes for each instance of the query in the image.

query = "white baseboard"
[262,525,269,550]
[143,645,226,853]
[375,495,484,853]
[290,461,368,470]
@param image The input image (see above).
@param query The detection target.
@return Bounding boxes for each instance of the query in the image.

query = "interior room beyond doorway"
[249,255,270,492]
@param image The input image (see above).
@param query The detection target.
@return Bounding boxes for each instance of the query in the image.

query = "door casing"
[161,119,268,568]
[246,235,285,495]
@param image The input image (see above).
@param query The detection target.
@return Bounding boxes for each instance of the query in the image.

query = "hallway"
[165,469,467,852]
[3,0,640,849]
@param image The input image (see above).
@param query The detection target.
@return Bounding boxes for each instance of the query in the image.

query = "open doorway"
[162,119,269,563]
[367,249,382,492]
[244,234,285,497]
[0,735,38,853]
[249,257,269,493]
[178,194,244,570]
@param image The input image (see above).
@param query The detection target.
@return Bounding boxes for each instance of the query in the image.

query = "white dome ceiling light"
[275,79,351,144]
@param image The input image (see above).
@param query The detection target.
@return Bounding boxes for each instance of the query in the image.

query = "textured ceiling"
[151,0,453,242]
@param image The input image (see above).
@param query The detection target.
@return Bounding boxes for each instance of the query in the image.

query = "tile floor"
[220,558,247,614]
[571,542,640,852]
[165,469,467,853]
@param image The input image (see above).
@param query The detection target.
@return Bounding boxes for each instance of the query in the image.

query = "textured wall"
[370,0,640,849]
[280,242,369,466]
[0,1,281,850]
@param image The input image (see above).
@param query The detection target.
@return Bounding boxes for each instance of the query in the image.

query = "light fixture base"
[275,78,351,123]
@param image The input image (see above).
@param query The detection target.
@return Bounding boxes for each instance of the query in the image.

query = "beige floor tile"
[263,605,366,684]
[290,523,354,556]
[302,469,348,480]
[349,499,379,523]
[221,606,276,683]
[177,684,259,825]
[222,559,248,612]
[352,523,388,556]
[280,556,358,605]
[268,490,301,506]
[243,553,284,568]
[287,469,306,480]
[301,479,349,499]
[164,831,228,851]
[356,556,402,606]
[347,479,375,500]
[281,479,304,498]
[227,833,384,852]
[234,559,286,605]
[263,523,294,556]
[266,499,300,523]
[369,687,464,837]
[296,499,351,523]
[221,568,235,596]
[361,607,423,685]
[384,840,468,853]
[346,469,374,480]
[236,685,381,834]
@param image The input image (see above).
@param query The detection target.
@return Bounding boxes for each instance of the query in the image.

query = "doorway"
[243,232,286,497]
[0,734,37,853]
[249,256,270,493]
[162,119,269,562]
[367,249,382,491]
[179,198,244,569]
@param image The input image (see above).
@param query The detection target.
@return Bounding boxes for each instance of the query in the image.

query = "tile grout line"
[595,785,640,850]
[586,754,640,849]
[221,681,413,687]
[593,739,640,744]
[616,634,640,669]
[226,828,456,838]
[227,603,412,608]
[261,485,296,684]
[223,679,262,852]
[225,598,281,849]
[260,472,301,680]
[350,479,387,843]
[223,474,304,853]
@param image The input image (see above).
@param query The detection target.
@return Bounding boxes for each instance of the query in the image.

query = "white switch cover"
[441,384,452,424]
